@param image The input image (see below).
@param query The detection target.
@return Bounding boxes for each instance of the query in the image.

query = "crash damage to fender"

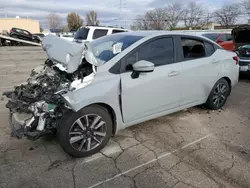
[3,35,103,140]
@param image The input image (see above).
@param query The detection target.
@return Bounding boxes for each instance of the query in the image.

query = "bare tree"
[46,12,61,32]
[164,3,184,30]
[242,0,250,16]
[183,1,205,29]
[67,12,83,31]
[86,11,100,26]
[62,25,70,33]
[130,8,168,30]
[214,4,241,27]
[145,8,168,30]
[130,15,151,30]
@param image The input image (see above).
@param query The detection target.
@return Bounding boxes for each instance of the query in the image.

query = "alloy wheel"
[69,114,107,152]
[212,83,228,107]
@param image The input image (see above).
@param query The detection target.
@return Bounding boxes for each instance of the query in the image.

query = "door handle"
[168,71,180,77]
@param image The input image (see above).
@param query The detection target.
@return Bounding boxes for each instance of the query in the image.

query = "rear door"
[120,36,182,123]
[177,36,220,106]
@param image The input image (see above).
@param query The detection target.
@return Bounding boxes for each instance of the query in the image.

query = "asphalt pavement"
[0,46,250,188]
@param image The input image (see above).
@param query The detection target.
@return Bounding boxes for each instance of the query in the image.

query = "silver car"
[3,31,239,157]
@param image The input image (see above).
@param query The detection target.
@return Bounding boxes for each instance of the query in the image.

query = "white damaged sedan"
[3,31,239,157]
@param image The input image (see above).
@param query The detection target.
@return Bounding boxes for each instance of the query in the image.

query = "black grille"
[239,61,250,66]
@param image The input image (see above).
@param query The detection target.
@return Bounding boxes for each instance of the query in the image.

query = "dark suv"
[232,25,250,75]
[9,28,41,43]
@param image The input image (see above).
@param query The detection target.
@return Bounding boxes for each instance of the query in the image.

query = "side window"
[138,38,174,66]
[181,38,205,59]
[124,37,174,71]
[112,30,125,34]
[220,34,227,42]
[205,42,215,56]
[23,30,30,35]
[226,34,232,41]
[92,29,108,39]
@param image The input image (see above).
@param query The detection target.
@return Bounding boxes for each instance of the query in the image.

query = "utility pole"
[119,0,122,19]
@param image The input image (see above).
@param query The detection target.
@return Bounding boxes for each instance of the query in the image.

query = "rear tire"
[205,78,230,110]
[57,105,113,157]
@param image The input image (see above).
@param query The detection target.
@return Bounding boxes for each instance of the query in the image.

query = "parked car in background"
[33,33,45,41]
[9,28,41,43]
[232,25,250,75]
[59,33,74,42]
[73,26,129,43]
[201,33,235,51]
[4,31,239,157]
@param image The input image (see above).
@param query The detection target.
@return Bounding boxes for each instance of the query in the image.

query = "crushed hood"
[232,25,250,49]
[42,35,103,73]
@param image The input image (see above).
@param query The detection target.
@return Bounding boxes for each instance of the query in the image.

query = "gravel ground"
[0,46,250,188]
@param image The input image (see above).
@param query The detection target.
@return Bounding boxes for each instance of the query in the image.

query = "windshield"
[74,28,89,40]
[238,44,250,50]
[89,34,144,63]
[202,33,219,41]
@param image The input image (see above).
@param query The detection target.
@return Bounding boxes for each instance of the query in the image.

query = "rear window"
[202,33,219,41]
[112,30,126,34]
[93,29,108,39]
[74,28,89,40]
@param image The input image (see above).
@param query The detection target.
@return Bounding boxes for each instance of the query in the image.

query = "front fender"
[62,74,121,113]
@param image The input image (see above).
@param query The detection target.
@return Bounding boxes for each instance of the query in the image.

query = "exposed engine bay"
[3,35,98,140]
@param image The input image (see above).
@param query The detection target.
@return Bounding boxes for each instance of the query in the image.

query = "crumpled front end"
[3,57,96,140]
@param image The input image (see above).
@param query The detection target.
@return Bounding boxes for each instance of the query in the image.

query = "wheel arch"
[221,76,232,95]
[86,103,117,136]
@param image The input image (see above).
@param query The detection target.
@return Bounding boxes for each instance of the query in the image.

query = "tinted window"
[225,34,232,41]
[112,30,126,34]
[202,33,219,41]
[181,38,205,59]
[205,42,215,56]
[93,29,108,39]
[126,37,174,67]
[220,34,227,42]
[74,28,89,40]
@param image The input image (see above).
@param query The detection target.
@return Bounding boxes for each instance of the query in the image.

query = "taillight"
[10,29,13,33]
[233,56,239,65]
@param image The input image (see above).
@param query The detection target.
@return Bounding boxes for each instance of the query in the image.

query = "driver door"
[120,37,182,124]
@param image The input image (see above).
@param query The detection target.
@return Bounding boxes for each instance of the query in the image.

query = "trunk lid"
[232,25,250,50]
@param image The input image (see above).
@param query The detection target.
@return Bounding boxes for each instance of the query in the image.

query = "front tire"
[205,78,230,110]
[57,105,113,157]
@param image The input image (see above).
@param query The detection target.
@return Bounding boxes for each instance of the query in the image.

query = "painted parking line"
[81,144,122,164]
[87,133,213,188]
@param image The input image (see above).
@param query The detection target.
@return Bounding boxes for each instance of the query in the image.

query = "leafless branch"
[214,4,241,27]
[183,1,205,28]
[86,11,100,26]
[46,12,61,32]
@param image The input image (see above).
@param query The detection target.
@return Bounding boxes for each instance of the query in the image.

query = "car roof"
[111,30,220,46]
[112,30,209,38]
[81,25,128,30]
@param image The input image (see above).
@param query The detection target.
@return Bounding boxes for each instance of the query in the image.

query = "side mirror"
[132,60,154,72]
[131,60,154,79]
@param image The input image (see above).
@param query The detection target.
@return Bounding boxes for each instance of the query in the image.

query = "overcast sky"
[0,0,239,29]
